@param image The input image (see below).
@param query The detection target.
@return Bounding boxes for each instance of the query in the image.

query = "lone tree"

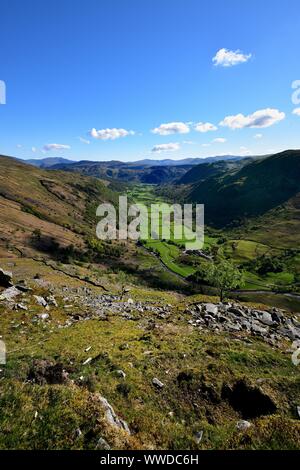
[205,259,244,302]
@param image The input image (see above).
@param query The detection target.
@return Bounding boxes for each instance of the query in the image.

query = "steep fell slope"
[187,150,300,228]
[0,155,118,255]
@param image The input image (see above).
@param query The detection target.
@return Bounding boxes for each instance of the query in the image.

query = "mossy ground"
[0,258,299,450]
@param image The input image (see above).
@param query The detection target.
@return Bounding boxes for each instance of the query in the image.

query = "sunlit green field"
[127,184,217,276]
[126,184,298,294]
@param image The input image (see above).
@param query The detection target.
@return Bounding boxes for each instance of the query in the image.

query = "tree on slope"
[205,259,244,302]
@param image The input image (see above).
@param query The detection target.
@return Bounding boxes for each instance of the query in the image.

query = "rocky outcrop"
[186,301,300,345]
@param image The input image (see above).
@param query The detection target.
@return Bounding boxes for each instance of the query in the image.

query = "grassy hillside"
[0,156,190,294]
[187,150,300,228]
[0,156,300,451]
[0,154,119,256]
[1,257,300,450]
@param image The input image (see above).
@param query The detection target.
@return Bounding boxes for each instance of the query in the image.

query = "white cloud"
[292,108,300,116]
[202,143,211,147]
[194,122,217,133]
[183,140,195,145]
[16,144,22,148]
[213,138,227,143]
[89,128,135,140]
[151,143,180,153]
[43,143,71,151]
[79,136,90,144]
[152,122,190,135]
[220,108,285,129]
[31,147,37,153]
[254,133,263,139]
[212,48,252,67]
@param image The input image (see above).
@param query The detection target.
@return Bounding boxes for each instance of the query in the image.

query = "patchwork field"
[127,185,299,286]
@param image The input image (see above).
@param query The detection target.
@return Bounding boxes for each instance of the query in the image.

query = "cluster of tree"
[245,254,287,275]
[87,238,126,259]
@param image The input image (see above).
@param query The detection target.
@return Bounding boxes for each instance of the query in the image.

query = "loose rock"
[194,430,203,444]
[236,420,252,431]
[152,377,164,389]
[0,286,22,301]
[33,295,48,307]
[96,437,110,450]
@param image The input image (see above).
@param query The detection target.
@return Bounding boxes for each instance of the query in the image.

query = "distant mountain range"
[25,157,75,168]
[24,154,248,170]
[128,155,247,166]
[23,154,251,184]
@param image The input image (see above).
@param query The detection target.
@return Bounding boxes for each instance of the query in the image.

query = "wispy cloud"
[151,143,180,153]
[213,48,252,67]
[151,122,190,135]
[254,133,263,139]
[220,108,285,129]
[79,136,90,144]
[292,108,300,116]
[31,147,37,153]
[43,143,71,151]
[89,128,135,140]
[213,137,227,143]
[194,122,217,133]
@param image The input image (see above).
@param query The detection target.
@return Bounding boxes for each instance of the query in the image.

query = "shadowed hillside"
[178,158,251,185]
[187,150,300,228]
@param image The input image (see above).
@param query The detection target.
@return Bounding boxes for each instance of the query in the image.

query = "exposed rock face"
[97,395,130,434]
[0,268,13,288]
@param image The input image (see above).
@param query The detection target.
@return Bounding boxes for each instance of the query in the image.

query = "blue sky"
[0,0,300,162]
